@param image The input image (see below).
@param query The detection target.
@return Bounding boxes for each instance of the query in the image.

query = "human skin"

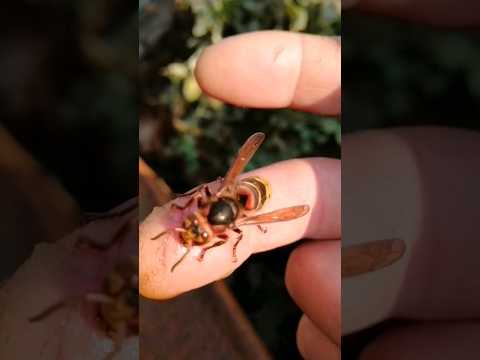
[4,6,478,358]
[342,2,480,359]
[0,200,138,359]
[343,128,480,359]
[140,157,340,300]
[139,31,342,359]
[141,22,480,360]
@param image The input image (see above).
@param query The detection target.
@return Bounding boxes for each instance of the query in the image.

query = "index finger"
[195,31,341,115]
[139,157,340,300]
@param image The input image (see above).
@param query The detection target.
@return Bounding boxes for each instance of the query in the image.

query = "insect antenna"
[151,230,168,240]
[151,228,185,240]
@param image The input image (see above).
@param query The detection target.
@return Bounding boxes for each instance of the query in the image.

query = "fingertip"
[285,240,306,296]
[139,158,340,300]
[195,31,302,108]
[297,314,340,360]
[285,240,341,344]
[195,31,340,114]
[296,314,310,358]
[139,201,253,300]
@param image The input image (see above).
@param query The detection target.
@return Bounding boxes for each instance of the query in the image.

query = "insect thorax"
[207,198,238,225]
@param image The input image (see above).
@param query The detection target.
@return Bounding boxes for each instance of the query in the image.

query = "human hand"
[139,31,341,358]
[0,199,138,360]
[340,2,480,359]
[342,127,480,358]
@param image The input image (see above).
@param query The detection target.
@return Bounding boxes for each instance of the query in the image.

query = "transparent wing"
[342,238,406,278]
[237,205,310,226]
[217,132,265,195]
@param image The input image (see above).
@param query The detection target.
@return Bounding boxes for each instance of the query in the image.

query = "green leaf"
[285,0,309,32]
[182,75,202,102]
[163,62,189,82]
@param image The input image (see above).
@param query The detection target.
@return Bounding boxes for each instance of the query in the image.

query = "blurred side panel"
[0,1,138,359]
[342,6,480,360]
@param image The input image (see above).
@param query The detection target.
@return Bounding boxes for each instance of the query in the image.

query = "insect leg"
[197,240,228,261]
[256,225,268,234]
[85,293,115,304]
[29,300,67,322]
[171,246,191,272]
[232,227,243,262]
[197,185,216,216]
[174,184,213,212]
[205,184,213,197]
[197,194,208,209]
[29,297,82,322]
[29,293,116,323]
[170,195,196,211]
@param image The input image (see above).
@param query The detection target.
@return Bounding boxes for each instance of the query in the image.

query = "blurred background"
[343,12,480,134]
[342,9,480,360]
[4,1,478,358]
[0,1,137,212]
[140,0,340,358]
[0,1,136,280]
[0,2,138,358]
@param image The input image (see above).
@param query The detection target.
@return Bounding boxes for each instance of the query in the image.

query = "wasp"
[29,256,139,360]
[152,132,310,272]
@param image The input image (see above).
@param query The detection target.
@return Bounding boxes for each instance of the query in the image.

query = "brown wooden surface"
[139,157,174,220]
[141,283,271,360]
[0,126,80,281]
[139,161,271,360]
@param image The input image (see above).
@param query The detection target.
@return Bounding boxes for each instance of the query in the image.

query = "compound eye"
[201,232,208,239]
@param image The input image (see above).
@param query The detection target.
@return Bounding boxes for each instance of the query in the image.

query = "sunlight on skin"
[297,314,340,360]
[189,30,341,356]
[286,240,341,349]
[195,31,340,115]
[139,158,340,300]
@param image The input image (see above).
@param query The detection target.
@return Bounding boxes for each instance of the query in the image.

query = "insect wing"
[237,205,310,226]
[342,238,406,278]
[217,132,265,195]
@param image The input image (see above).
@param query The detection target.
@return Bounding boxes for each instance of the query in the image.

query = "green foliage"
[144,0,340,189]
[343,14,480,133]
[140,3,340,357]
